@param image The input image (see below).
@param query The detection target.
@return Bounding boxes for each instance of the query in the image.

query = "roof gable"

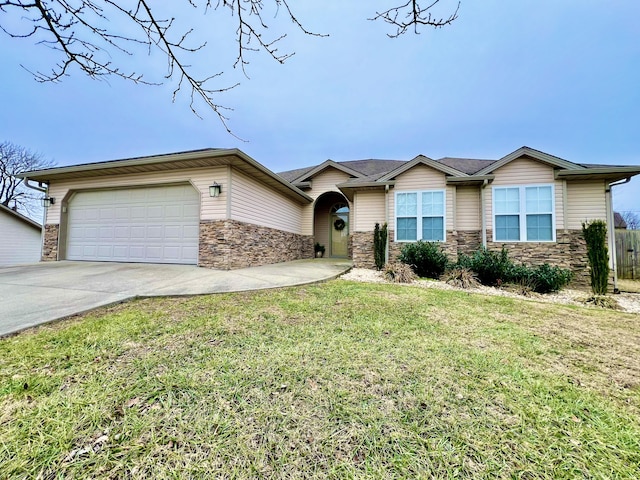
[0,204,42,231]
[378,155,467,181]
[476,146,583,175]
[288,160,365,183]
[18,148,313,204]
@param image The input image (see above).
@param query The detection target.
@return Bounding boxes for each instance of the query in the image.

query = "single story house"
[19,146,640,285]
[0,204,42,266]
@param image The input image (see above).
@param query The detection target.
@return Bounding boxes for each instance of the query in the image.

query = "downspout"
[24,178,49,260]
[385,184,390,263]
[606,177,631,293]
[480,179,488,248]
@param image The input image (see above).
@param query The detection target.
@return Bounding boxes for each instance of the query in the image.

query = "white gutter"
[481,179,489,248]
[385,184,390,263]
[606,177,631,293]
[23,178,49,261]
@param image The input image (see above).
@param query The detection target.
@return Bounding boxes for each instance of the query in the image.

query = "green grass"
[1,281,639,478]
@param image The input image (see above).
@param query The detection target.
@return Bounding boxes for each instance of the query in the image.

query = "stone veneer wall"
[352,228,589,288]
[351,231,376,269]
[352,230,482,269]
[456,231,483,256]
[42,224,59,261]
[199,219,314,270]
[486,229,589,288]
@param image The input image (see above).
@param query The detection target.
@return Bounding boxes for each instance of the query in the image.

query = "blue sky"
[1,0,639,213]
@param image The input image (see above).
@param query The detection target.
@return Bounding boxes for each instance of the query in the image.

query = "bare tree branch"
[621,211,640,230]
[0,141,55,219]
[0,1,459,134]
[371,0,460,38]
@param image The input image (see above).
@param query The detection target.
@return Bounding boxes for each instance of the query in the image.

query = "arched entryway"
[314,192,350,258]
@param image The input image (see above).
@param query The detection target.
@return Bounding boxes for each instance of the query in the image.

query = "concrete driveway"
[0,259,352,337]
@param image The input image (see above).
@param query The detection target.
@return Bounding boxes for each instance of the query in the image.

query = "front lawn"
[1,281,639,478]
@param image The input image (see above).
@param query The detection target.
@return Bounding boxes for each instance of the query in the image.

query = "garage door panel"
[99,227,114,240]
[147,225,163,239]
[97,245,113,258]
[147,206,163,219]
[114,226,130,239]
[116,206,132,220]
[67,185,199,264]
[184,204,199,217]
[164,225,182,239]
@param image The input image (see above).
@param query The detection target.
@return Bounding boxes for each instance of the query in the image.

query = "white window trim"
[394,189,446,242]
[492,184,556,243]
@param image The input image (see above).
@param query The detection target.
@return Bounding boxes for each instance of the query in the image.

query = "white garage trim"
[65,184,200,265]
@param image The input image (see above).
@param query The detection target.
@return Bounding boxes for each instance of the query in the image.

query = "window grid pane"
[526,214,552,241]
[495,215,520,241]
[422,217,444,241]
[397,217,417,241]
[422,191,444,216]
[526,186,552,213]
[397,193,417,216]
[495,188,520,214]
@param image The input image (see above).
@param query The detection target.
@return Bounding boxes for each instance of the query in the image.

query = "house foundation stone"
[199,220,314,270]
[351,231,376,269]
[42,224,59,261]
[486,229,589,288]
[354,227,589,289]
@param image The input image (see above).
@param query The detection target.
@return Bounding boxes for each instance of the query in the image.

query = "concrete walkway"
[0,259,352,337]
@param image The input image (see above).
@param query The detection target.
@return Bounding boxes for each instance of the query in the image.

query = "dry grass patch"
[1,282,639,478]
[618,278,640,294]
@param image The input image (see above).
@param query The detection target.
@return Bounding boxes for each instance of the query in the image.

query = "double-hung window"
[395,190,445,242]
[493,185,554,242]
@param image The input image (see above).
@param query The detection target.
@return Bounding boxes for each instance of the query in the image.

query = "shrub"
[373,223,387,271]
[582,220,610,295]
[443,267,478,289]
[384,262,417,283]
[463,247,513,286]
[457,248,572,293]
[398,241,449,279]
[528,263,573,294]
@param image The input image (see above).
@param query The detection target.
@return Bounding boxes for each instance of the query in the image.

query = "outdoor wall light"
[209,182,222,197]
[41,196,56,208]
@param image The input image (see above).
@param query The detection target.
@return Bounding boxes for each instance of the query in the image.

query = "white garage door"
[66,185,200,264]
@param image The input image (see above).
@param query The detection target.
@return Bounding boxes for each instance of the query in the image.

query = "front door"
[330,203,349,257]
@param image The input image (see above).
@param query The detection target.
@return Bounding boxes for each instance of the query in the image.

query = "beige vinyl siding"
[491,158,554,185]
[445,186,454,231]
[354,191,385,232]
[456,186,481,231]
[230,169,303,233]
[485,158,564,231]
[0,213,41,265]
[46,166,228,224]
[301,168,352,236]
[565,180,607,229]
[390,165,453,231]
[394,164,447,190]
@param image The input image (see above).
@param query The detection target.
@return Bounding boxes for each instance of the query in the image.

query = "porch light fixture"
[209,182,222,197]
[41,196,55,208]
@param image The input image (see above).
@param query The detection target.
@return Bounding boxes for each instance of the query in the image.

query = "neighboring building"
[0,204,42,266]
[18,146,640,285]
[614,212,628,229]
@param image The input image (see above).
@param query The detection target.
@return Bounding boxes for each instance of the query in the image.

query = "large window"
[493,185,554,242]
[395,190,445,242]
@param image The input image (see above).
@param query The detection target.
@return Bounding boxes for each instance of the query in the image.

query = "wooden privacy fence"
[616,230,640,279]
